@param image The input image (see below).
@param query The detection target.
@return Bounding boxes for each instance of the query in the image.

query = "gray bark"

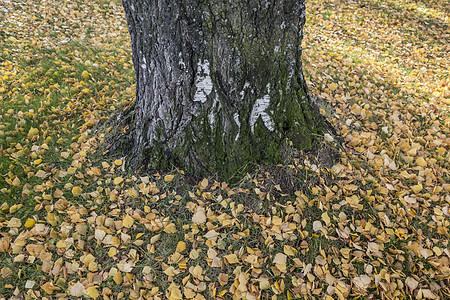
[121,0,328,178]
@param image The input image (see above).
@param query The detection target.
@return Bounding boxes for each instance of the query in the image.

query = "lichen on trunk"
[120,0,329,178]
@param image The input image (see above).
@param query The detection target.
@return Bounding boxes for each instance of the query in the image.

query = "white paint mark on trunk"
[194,60,213,103]
[233,112,241,141]
[250,84,274,133]
[208,94,219,127]
[239,82,250,99]
[178,52,186,70]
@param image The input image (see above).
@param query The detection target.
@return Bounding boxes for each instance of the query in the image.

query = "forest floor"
[0,0,448,299]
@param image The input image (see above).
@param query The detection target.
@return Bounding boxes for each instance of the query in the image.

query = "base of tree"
[105,97,340,181]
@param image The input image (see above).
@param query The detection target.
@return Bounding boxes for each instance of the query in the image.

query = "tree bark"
[120,0,329,178]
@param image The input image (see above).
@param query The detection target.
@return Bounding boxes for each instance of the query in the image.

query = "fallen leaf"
[406,277,418,291]
[411,183,423,194]
[313,220,323,231]
[223,254,239,264]
[176,241,186,253]
[70,282,85,297]
[41,281,60,294]
[164,266,177,276]
[123,214,134,228]
[86,286,99,299]
[8,218,21,228]
[72,186,83,197]
[167,282,182,299]
[283,245,297,256]
[258,277,271,290]
[192,207,206,225]
[24,218,36,228]
[328,83,338,91]
[114,176,123,185]
[415,157,427,167]
[190,264,203,279]
[218,273,228,285]
[273,253,287,272]
[25,280,35,289]
[164,174,175,182]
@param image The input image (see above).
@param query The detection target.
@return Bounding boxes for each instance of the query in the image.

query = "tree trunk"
[121,0,329,178]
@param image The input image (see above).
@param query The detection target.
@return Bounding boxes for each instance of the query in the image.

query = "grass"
[1,0,449,299]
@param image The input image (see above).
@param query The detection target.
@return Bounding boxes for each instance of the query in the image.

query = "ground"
[0,0,448,299]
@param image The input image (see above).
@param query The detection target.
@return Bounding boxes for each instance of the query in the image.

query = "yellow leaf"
[182,275,191,286]
[283,245,297,256]
[176,241,186,253]
[199,178,208,189]
[184,288,196,298]
[82,254,95,265]
[56,240,67,248]
[111,236,120,247]
[91,167,102,176]
[150,286,159,296]
[88,262,98,272]
[287,291,293,300]
[12,177,20,187]
[164,223,177,233]
[191,264,203,279]
[27,127,39,137]
[72,186,82,197]
[35,170,47,178]
[273,253,287,272]
[415,157,427,167]
[114,159,122,166]
[123,215,134,228]
[167,282,182,300]
[108,248,117,257]
[411,183,423,194]
[24,218,36,228]
[41,281,60,294]
[328,83,337,91]
[86,286,99,299]
[322,212,331,226]
[223,254,239,264]
[164,266,177,276]
[81,70,90,79]
[340,248,351,258]
[189,249,199,259]
[113,271,123,284]
[114,177,123,185]
[164,174,175,182]
[128,187,138,198]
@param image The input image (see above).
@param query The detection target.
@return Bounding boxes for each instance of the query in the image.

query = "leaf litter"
[0,0,449,299]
